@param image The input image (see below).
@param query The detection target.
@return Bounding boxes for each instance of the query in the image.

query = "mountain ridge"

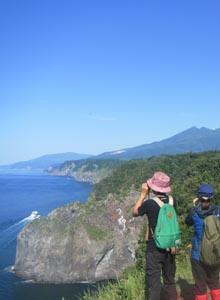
[96,126,220,159]
[1,152,93,170]
[3,126,220,170]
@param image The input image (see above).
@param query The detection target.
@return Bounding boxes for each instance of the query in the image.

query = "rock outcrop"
[15,191,145,283]
[47,160,122,184]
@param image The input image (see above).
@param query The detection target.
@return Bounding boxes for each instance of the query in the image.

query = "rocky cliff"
[47,159,122,184]
[15,191,144,283]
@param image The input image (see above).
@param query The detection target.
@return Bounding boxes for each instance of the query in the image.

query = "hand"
[141,183,149,196]
[170,247,177,255]
[193,197,200,206]
[132,183,149,217]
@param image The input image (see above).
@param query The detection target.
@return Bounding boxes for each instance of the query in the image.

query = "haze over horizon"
[1,0,220,164]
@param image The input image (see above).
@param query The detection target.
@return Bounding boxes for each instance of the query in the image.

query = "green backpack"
[152,196,181,249]
[199,213,220,266]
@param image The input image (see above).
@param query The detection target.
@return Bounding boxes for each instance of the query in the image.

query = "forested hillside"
[91,151,220,212]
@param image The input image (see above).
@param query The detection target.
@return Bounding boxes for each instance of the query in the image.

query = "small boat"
[29,211,40,220]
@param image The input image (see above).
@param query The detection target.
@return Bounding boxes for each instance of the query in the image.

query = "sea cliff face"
[15,191,144,283]
[47,160,122,184]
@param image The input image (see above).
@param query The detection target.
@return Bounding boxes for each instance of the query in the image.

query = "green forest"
[91,151,220,209]
[81,151,220,300]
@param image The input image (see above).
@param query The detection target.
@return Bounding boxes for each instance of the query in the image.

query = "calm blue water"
[0,172,100,300]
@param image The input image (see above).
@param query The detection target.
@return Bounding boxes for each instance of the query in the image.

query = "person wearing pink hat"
[132,171,180,300]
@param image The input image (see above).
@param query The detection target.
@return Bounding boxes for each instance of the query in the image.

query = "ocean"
[0,172,100,300]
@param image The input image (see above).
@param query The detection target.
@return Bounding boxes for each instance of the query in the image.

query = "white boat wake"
[0,212,40,250]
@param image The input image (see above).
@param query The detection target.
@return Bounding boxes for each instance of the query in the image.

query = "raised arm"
[132,183,149,217]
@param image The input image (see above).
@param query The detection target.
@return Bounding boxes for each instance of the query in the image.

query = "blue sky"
[1,0,220,164]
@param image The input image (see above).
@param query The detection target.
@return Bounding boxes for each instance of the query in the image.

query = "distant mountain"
[96,127,220,159]
[4,127,220,171]
[1,152,93,170]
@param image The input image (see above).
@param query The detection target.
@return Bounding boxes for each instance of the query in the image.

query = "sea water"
[0,172,100,300]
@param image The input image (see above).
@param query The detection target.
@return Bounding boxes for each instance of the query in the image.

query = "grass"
[81,252,196,300]
[175,252,195,300]
[82,266,145,300]
[83,223,108,241]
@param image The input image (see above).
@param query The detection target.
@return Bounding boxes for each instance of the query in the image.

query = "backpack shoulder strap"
[152,196,173,207]
[168,195,174,206]
[152,197,164,208]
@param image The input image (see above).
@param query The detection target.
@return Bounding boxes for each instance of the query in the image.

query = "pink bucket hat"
[147,171,171,193]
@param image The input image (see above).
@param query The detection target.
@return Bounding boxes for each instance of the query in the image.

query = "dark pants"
[191,258,220,295]
[146,249,177,300]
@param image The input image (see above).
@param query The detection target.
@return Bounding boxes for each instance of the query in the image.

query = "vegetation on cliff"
[91,151,220,209]
[15,190,143,283]
[48,159,122,183]
[60,159,121,172]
